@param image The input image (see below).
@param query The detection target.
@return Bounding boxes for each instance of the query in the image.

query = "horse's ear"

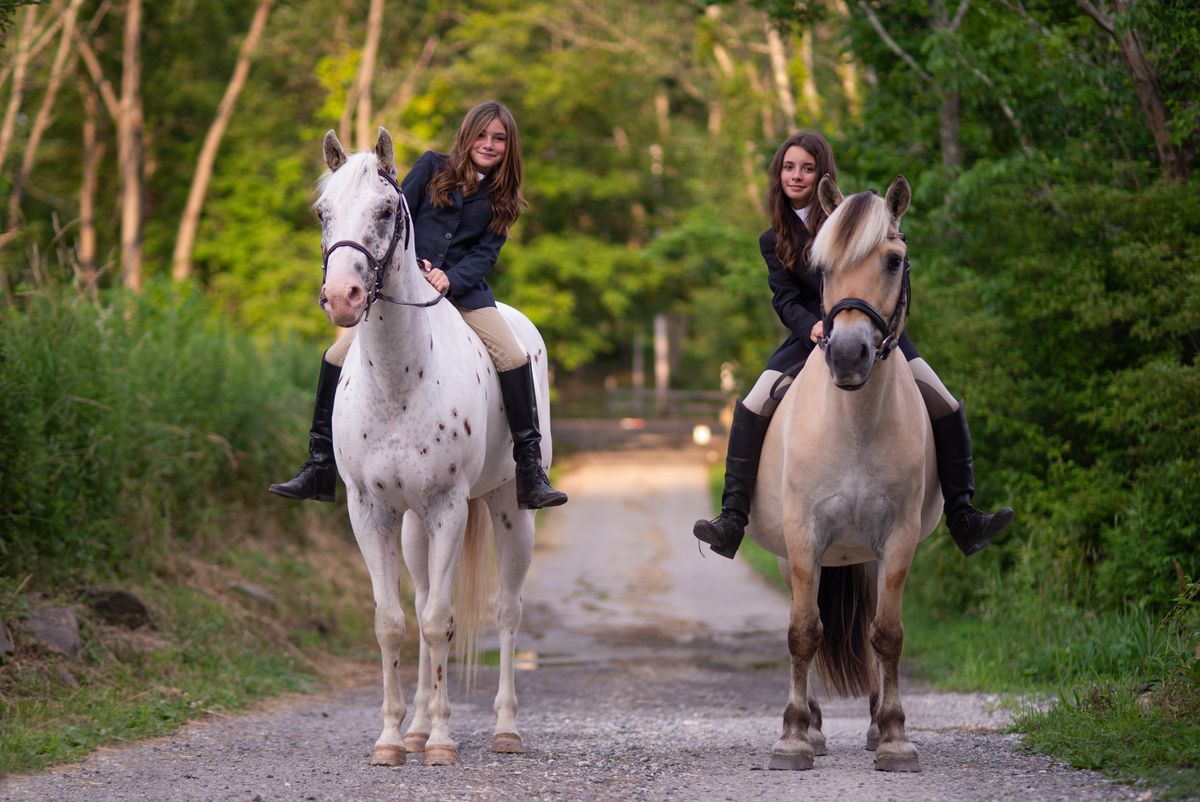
[885,175,911,220]
[817,174,843,215]
[375,127,396,178]
[324,130,348,172]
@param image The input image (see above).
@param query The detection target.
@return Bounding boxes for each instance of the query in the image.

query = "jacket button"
[444,232,452,240]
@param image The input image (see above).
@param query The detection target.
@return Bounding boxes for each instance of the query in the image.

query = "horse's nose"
[826,326,874,389]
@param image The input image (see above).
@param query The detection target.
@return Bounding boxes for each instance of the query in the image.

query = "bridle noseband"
[817,231,911,361]
[320,170,444,314]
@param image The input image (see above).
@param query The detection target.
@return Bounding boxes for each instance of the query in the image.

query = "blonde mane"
[810,191,892,275]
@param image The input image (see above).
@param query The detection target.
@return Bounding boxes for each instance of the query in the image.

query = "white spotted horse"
[317,127,550,766]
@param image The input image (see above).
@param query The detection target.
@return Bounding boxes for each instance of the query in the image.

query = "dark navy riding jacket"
[401,151,506,310]
[759,225,917,372]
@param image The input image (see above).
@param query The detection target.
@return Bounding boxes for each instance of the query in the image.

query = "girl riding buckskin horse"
[694,130,1013,558]
[270,101,567,511]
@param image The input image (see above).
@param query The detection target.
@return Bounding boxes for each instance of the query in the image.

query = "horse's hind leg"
[770,555,821,771]
[350,501,408,766]
[807,694,827,756]
[400,511,431,754]
[485,483,534,754]
[871,538,921,772]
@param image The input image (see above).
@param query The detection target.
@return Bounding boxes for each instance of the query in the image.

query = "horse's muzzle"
[322,281,367,327]
[825,327,875,390]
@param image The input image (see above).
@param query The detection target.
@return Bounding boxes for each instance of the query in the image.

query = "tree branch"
[855,0,933,83]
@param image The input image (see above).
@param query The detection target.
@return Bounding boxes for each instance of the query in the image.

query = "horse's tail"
[815,564,873,697]
[453,497,494,692]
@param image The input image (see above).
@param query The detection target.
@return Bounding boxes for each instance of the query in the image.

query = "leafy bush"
[0,283,316,582]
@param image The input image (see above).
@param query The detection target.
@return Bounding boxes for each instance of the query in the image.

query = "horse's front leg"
[349,500,408,767]
[486,483,534,754]
[399,511,431,754]
[871,533,921,772]
[770,549,821,771]
[864,560,882,752]
[416,494,469,766]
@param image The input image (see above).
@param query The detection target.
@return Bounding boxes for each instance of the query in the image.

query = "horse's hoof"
[865,734,880,751]
[875,744,921,772]
[808,729,828,756]
[491,732,525,754]
[423,745,458,766]
[768,751,814,771]
[404,731,429,753]
[369,745,406,766]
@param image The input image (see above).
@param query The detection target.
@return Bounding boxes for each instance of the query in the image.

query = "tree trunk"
[7,0,83,228]
[1109,0,1188,179]
[119,0,143,292]
[354,0,385,152]
[0,7,38,186]
[78,79,101,298]
[172,0,274,281]
[939,92,963,170]
[799,27,820,119]
[766,24,798,124]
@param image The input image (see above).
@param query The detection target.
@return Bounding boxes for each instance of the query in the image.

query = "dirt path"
[1,449,1139,802]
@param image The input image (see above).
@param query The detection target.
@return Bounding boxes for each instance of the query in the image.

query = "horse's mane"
[810,192,891,275]
[315,151,382,209]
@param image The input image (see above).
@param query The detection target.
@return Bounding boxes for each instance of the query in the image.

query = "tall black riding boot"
[498,362,568,510]
[268,358,341,502]
[693,400,772,559]
[932,403,1014,556]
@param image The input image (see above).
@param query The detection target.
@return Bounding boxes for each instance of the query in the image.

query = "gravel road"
[1,448,1142,802]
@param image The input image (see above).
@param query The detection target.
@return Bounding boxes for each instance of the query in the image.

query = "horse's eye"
[377,207,393,221]
[887,253,903,272]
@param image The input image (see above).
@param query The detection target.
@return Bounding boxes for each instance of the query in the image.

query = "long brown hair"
[766,131,837,272]
[428,100,527,235]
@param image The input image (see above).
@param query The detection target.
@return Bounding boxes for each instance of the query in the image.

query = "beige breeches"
[742,357,959,419]
[322,305,528,372]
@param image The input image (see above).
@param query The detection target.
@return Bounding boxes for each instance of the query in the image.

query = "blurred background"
[0,0,1196,785]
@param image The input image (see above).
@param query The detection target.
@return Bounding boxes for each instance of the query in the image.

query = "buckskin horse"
[746,174,940,772]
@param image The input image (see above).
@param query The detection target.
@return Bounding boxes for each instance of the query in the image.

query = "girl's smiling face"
[780,145,818,209]
[470,117,508,175]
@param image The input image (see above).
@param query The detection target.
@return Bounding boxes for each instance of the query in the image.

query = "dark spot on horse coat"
[402,404,407,412]
[451,409,458,417]
[449,463,457,474]
[438,423,445,431]
[368,359,374,367]
[418,369,424,379]
[375,480,384,489]
[362,432,367,439]
[437,666,443,682]
[464,420,472,436]
[435,436,441,443]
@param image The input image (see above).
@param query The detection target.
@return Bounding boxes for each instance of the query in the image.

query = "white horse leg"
[416,498,469,767]
[485,483,533,754]
[871,536,921,772]
[349,501,408,767]
[400,511,431,754]
[770,552,822,771]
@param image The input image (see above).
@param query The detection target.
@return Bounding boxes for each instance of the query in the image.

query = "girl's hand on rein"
[423,266,450,295]
[810,320,824,342]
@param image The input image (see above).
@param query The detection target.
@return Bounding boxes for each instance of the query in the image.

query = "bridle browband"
[816,231,911,361]
[320,170,444,314]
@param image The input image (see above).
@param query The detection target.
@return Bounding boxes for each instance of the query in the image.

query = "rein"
[321,170,445,314]
[817,232,911,362]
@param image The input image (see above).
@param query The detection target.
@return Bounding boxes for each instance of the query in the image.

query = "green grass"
[709,460,1200,800]
[0,521,383,778]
